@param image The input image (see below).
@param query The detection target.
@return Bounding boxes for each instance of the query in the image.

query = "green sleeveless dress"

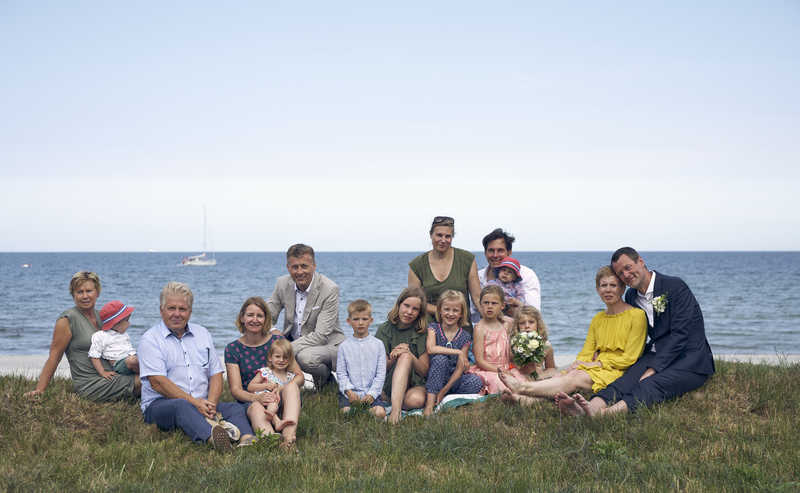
[61,307,136,401]
[408,247,475,332]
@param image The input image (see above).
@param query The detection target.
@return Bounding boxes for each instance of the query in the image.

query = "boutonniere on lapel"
[650,292,668,316]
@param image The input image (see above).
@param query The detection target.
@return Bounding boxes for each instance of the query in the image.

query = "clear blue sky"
[1,1,798,252]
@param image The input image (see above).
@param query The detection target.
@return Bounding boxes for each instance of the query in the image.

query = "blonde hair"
[347,299,372,318]
[69,271,101,297]
[267,339,295,370]
[480,285,505,323]
[595,265,619,287]
[509,305,548,342]
[235,297,273,336]
[387,287,427,334]
[159,282,194,310]
[435,290,469,327]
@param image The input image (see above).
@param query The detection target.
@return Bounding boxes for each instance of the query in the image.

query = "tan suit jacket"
[266,273,346,355]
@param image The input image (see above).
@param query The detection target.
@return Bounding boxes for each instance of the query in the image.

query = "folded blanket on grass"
[385,393,498,421]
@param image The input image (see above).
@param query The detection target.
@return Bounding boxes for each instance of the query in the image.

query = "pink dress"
[467,324,527,394]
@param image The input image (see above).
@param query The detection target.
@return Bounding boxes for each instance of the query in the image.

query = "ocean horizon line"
[3,250,800,254]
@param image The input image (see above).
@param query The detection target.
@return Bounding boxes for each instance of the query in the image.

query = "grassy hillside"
[2,359,798,492]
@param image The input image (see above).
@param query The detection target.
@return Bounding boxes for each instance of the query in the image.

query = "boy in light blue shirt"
[336,300,387,418]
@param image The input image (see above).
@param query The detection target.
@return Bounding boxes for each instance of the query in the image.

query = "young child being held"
[336,299,387,418]
[89,301,139,380]
[247,339,298,432]
[486,257,526,317]
[466,285,527,394]
[424,290,483,416]
[508,305,556,380]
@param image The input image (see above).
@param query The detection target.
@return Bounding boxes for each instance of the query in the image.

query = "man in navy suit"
[557,247,714,417]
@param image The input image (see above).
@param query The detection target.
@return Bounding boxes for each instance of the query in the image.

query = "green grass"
[2,360,799,492]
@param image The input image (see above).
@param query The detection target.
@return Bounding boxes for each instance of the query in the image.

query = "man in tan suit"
[267,244,345,387]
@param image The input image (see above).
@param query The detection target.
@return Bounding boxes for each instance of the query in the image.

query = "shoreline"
[3,353,797,379]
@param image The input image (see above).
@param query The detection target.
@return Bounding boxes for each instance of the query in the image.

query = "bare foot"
[274,418,296,432]
[574,393,602,417]
[517,395,539,406]
[500,388,520,405]
[388,410,401,425]
[280,435,297,452]
[264,409,275,421]
[555,391,584,417]
[497,368,523,395]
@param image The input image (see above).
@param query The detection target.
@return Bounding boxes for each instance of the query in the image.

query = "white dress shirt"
[291,274,315,341]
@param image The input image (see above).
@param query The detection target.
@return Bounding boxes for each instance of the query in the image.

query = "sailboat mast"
[203,205,208,254]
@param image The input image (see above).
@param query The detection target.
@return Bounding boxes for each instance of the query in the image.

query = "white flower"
[650,292,668,315]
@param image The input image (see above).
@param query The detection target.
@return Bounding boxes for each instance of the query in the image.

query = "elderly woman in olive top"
[225,297,302,451]
[408,216,482,333]
[25,271,141,401]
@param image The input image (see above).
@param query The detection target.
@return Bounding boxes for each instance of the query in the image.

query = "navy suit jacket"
[625,271,715,376]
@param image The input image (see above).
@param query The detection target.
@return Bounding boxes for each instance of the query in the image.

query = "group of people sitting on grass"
[24,218,715,452]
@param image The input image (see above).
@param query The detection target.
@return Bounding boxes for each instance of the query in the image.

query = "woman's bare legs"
[247,402,276,435]
[388,352,416,425]
[499,368,594,402]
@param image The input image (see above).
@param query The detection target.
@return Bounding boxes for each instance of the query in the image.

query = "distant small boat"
[147,249,157,253]
[182,206,217,266]
[21,264,32,268]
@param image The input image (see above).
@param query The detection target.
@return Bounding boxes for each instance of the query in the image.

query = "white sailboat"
[182,207,217,266]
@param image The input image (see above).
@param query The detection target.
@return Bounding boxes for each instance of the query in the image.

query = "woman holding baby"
[25,271,141,401]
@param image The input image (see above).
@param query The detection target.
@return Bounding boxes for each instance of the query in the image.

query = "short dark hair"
[286,244,315,262]
[611,247,640,265]
[482,228,515,251]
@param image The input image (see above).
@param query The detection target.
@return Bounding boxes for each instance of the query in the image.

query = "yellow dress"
[576,308,647,393]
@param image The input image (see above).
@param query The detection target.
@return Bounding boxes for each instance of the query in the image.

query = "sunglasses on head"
[433,216,455,226]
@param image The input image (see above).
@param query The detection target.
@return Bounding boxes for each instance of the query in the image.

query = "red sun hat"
[498,257,522,280]
[99,300,135,331]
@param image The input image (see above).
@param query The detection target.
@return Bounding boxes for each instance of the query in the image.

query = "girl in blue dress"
[423,290,483,416]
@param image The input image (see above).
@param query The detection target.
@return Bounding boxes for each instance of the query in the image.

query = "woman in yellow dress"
[499,266,647,405]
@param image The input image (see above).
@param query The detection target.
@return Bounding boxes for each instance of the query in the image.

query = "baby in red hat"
[486,257,526,317]
[88,301,140,380]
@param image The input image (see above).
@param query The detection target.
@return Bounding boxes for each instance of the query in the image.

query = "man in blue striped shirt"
[139,282,255,451]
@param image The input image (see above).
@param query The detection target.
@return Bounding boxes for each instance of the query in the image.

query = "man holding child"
[557,247,715,417]
[138,282,254,451]
[472,228,541,323]
[267,244,346,387]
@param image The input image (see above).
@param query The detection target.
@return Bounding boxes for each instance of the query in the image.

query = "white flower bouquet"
[510,331,549,380]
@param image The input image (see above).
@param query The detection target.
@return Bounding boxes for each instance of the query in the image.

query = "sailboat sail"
[182,207,217,266]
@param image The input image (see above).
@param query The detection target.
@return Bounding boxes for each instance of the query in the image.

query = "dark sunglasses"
[433,216,455,226]
[445,341,455,362]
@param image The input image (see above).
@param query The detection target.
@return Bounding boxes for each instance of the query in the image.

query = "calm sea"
[1,252,798,357]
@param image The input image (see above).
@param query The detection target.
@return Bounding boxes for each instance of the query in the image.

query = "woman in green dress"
[25,271,140,401]
[408,216,482,333]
